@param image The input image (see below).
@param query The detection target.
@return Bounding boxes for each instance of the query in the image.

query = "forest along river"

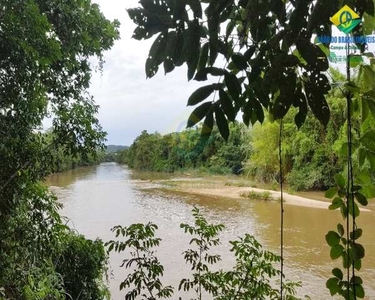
[46,163,375,300]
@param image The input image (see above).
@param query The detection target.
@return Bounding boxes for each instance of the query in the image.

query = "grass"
[224,181,258,188]
[240,190,272,201]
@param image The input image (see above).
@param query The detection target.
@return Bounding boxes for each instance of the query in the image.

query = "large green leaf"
[326,277,340,296]
[332,268,343,280]
[186,20,201,80]
[187,102,212,128]
[326,231,340,247]
[224,73,241,102]
[215,106,229,141]
[325,187,338,199]
[231,53,248,70]
[350,228,363,240]
[305,87,330,126]
[146,32,168,78]
[353,243,365,260]
[360,130,375,152]
[197,42,209,71]
[187,84,221,106]
[219,89,236,121]
[201,110,214,137]
[194,67,226,81]
[330,244,344,260]
[296,39,329,71]
[163,31,177,74]
[334,174,345,189]
[355,193,368,206]
[329,197,343,210]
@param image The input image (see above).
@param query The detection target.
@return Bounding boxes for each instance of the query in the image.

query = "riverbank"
[131,173,371,211]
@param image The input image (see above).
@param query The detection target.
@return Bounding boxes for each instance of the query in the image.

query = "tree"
[0,0,119,298]
[128,0,373,136]
[128,0,375,298]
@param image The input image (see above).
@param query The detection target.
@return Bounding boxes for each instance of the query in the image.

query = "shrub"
[107,207,304,300]
[240,190,272,201]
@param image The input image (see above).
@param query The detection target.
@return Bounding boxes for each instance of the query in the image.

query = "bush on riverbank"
[107,207,307,300]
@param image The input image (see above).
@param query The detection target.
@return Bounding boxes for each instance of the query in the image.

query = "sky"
[88,0,203,146]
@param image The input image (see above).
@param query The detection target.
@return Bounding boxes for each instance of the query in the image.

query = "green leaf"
[326,277,340,296]
[337,224,345,237]
[164,58,174,74]
[330,244,344,260]
[350,228,363,240]
[231,53,248,70]
[355,284,365,298]
[360,130,375,152]
[188,84,221,106]
[201,110,213,137]
[325,187,338,199]
[186,20,201,80]
[219,89,236,121]
[334,174,345,189]
[354,257,362,271]
[350,55,363,68]
[187,102,212,128]
[332,268,343,280]
[348,200,360,218]
[197,43,209,71]
[146,32,168,78]
[361,65,375,90]
[194,67,225,81]
[340,203,348,219]
[215,106,229,141]
[352,243,365,260]
[326,231,340,247]
[354,193,368,206]
[294,92,308,128]
[329,197,343,210]
[225,73,241,101]
[305,89,330,126]
[296,39,328,71]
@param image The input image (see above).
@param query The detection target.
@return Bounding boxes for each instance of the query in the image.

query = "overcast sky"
[89,0,203,146]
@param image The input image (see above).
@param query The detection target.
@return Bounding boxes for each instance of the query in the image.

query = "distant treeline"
[118,124,246,175]
[118,71,366,191]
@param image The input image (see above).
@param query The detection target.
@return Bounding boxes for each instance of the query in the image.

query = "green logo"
[330,5,361,34]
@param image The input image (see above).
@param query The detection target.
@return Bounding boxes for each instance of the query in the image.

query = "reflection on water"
[46,163,375,300]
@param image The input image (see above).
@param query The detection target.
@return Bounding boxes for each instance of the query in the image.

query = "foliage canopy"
[0,0,119,298]
[129,0,375,140]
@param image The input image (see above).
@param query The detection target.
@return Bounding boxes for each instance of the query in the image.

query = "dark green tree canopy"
[0,0,120,211]
[0,1,120,298]
[129,0,375,139]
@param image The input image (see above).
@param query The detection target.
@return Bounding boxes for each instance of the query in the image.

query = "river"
[46,163,375,299]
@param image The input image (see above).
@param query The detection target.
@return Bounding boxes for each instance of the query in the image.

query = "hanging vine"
[279,119,285,298]
[324,40,373,299]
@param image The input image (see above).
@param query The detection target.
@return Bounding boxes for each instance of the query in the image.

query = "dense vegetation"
[0,0,119,298]
[118,70,350,191]
[119,123,246,174]
[1,0,374,298]
[127,0,375,298]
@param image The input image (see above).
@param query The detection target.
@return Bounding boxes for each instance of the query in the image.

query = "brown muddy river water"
[46,163,375,299]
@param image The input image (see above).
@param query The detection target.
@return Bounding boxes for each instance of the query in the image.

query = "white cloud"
[89,0,203,145]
